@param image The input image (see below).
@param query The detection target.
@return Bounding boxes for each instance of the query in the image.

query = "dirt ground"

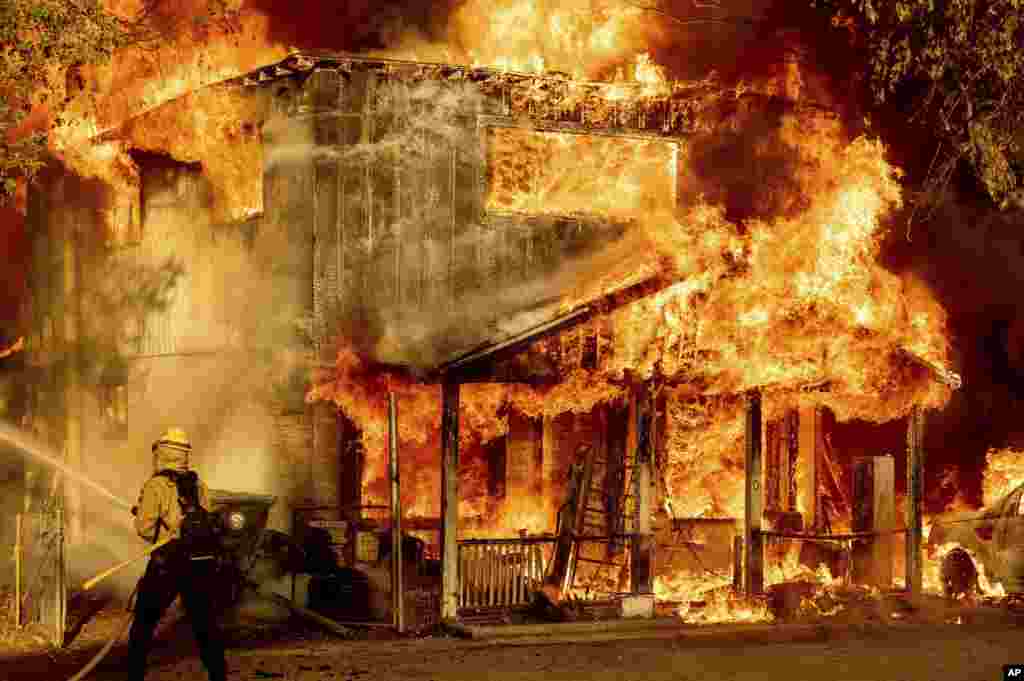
[3,593,1024,681]
[12,618,1021,681]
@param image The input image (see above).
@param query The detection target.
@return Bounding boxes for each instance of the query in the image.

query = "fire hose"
[65,586,136,681]
[80,537,173,592]
[64,537,173,681]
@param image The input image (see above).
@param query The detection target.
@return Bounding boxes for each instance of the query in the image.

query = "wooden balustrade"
[457,539,551,608]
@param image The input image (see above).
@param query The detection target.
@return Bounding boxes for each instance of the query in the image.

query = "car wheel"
[941,548,979,599]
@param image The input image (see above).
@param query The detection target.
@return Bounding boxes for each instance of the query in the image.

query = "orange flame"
[450,0,660,79]
[0,337,25,360]
[983,448,1024,507]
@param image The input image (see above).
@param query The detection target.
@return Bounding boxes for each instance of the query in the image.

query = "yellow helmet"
[153,427,191,472]
[154,427,191,452]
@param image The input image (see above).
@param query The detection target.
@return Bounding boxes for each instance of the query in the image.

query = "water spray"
[0,421,135,510]
[0,421,147,680]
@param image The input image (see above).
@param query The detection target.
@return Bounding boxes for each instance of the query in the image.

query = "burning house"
[14,43,961,630]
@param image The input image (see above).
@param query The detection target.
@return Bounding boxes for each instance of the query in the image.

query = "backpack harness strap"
[153,470,218,561]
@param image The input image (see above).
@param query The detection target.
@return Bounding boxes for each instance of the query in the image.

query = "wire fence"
[16,506,66,647]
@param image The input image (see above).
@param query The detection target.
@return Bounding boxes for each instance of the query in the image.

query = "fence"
[15,508,66,646]
[458,538,552,609]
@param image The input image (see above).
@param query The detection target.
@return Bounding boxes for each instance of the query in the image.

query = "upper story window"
[484,127,678,220]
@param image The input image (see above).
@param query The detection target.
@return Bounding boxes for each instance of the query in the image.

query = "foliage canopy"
[812,0,1024,210]
[0,0,233,203]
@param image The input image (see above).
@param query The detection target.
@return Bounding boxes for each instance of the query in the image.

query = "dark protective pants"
[127,549,227,681]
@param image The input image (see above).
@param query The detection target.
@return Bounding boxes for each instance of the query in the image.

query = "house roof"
[433,273,672,381]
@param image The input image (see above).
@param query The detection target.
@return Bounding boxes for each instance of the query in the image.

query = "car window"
[1005,488,1024,517]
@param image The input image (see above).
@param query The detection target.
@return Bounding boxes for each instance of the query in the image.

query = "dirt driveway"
[6,615,1022,681]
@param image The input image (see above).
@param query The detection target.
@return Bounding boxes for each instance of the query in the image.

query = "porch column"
[388,393,404,633]
[906,406,925,596]
[744,390,764,595]
[630,383,654,594]
[440,380,460,621]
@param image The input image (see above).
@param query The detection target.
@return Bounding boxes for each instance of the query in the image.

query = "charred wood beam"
[897,348,962,389]
[744,390,764,596]
[785,410,799,513]
[630,383,655,595]
[478,115,686,142]
[388,393,404,633]
[733,536,743,591]
[760,530,904,541]
[606,403,629,557]
[458,535,557,545]
[765,420,782,511]
[435,275,672,381]
[906,406,926,597]
[438,308,590,378]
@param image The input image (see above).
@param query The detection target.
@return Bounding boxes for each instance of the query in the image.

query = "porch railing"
[458,537,553,609]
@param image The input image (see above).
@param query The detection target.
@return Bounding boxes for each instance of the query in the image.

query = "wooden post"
[631,384,654,595]
[765,420,781,511]
[14,513,21,628]
[56,504,65,647]
[606,403,629,557]
[906,407,925,596]
[744,390,764,596]
[733,535,743,591]
[440,380,460,622]
[388,393,404,633]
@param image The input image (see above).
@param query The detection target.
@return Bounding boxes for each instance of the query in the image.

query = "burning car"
[927,482,1024,598]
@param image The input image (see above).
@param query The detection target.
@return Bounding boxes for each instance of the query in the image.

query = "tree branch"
[625,1,758,27]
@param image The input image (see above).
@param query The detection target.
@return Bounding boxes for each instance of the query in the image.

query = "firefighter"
[127,428,227,681]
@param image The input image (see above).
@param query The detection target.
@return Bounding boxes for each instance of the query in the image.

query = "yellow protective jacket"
[134,445,211,544]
